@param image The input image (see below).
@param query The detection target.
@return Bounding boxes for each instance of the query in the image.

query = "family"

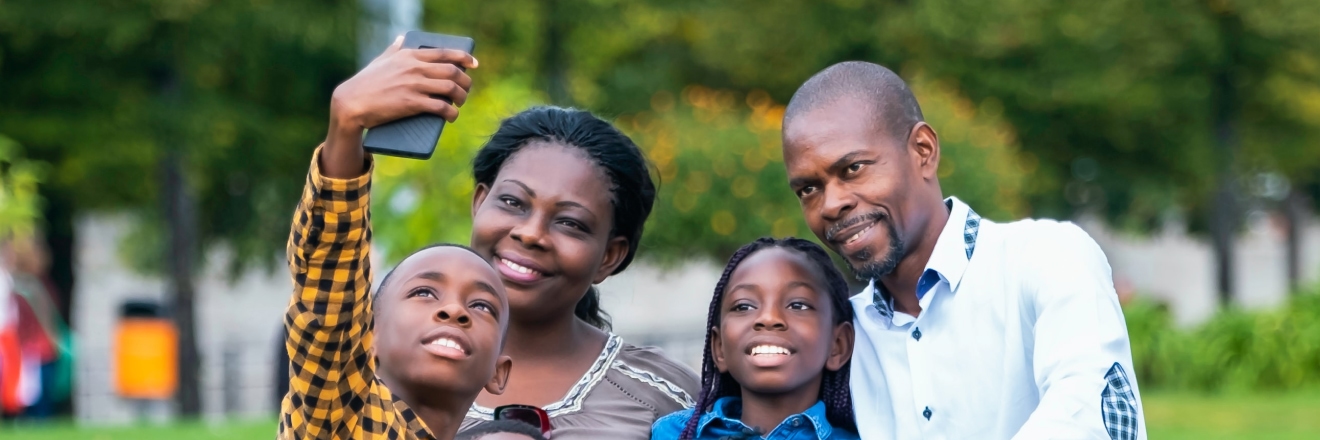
[278,35,1144,440]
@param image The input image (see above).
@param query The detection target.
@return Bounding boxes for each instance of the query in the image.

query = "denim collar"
[695,396,834,440]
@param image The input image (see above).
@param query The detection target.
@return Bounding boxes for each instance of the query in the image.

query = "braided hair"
[680,237,857,439]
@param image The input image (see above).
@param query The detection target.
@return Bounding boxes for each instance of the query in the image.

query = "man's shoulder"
[986,217,1100,255]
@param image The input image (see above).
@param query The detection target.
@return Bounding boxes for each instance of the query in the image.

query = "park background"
[2,0,1320,438]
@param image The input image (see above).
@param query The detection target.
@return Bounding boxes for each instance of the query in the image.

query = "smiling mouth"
[421,335,470,357]
[749,344,793,356]
[498,257,544,277]
[843,223,874,246]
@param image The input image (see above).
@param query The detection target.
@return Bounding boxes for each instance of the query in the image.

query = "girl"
[458,109,699,438]
[651,237,858,439]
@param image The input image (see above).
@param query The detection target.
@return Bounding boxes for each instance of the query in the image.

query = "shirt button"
[791,417,802,427]
[912,327,922,341]
[923,406,933,420]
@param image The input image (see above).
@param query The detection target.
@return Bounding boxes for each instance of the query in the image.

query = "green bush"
[1127,286,1320,392]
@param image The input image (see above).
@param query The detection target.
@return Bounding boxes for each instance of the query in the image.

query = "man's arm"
[1013,222,1145,440]
[280,147,375,439]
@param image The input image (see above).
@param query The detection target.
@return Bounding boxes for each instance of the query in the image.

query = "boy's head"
[684,237,857,437]
[456,420,548,440]
[372,243,513,404]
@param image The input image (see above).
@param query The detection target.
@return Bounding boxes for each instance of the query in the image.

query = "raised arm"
[279,36,477,439]
[1013,222,1145,440]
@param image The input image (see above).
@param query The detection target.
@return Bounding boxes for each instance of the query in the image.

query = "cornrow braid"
[679,237,857,439]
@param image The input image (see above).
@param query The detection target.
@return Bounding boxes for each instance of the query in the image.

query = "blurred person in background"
[0,233,72,419]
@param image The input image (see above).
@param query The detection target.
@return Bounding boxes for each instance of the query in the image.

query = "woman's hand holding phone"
[322,35,478,179]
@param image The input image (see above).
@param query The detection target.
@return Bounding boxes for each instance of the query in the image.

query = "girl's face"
[470,141,629,323]
[711,248,854,396]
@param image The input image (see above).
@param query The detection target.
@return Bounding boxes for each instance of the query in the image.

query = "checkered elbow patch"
[1101,362,1138,440]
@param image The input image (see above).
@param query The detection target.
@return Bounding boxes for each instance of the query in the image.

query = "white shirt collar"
[871,196,981,320]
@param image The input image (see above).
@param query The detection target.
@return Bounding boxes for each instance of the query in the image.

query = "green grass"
[0,418,275,440]
[1143,391,1320,439]
[3,392,1319,439]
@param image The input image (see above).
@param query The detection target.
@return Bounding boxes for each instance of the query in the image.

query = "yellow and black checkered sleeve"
[280,146,381,439]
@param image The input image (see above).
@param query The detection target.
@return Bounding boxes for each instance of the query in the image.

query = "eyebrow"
[415,271,500,298]
[470,280,499,297]
[502,179,598,220]
[828,150,868,173]
[787,149,868,189]
[503,179,536,197]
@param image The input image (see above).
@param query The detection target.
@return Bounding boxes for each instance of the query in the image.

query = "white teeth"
[430,337,463,352]
[845,225,872,245]
[750,345,791,356]
[500,258,539,275]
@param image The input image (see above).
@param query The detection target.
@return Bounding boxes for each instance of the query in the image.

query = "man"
[780,61,1144,439]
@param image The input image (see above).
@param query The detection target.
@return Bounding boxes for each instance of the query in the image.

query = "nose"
[752,306,787,331]
[509,212,551,250]
[820,183,855,222]
[435,302,471,327]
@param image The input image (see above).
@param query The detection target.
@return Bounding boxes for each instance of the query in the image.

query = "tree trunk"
[1209,8,1243,308]
[163,150,202,417]
[1284,187,1309,294]
[540,0,571,105]
[156,65,202,416]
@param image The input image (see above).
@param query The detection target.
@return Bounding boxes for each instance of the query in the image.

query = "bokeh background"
[2,0,1320,438]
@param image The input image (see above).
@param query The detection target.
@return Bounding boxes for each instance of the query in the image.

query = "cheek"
[470,207,510,248]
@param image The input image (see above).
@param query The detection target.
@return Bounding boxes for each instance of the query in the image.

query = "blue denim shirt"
[650,397,859,440]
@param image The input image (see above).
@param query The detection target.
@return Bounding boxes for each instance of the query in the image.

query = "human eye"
[788,301,814,311]
[470,300,496,315]
[795,185,818,199]
[499,195,523,209]
[557,218,589,233]
[729,301,755,312]
[845,161,868,175]
[408,287,436,299]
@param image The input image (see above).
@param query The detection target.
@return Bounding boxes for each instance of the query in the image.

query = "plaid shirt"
[279,148,436,439]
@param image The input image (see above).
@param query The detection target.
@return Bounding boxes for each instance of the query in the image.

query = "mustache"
[825,211,887,242]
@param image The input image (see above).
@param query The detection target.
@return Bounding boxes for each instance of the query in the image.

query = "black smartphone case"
[362,31,476,159]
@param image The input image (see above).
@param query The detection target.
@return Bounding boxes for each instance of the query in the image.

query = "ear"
[591,236,630,284]
[710,326,729,373]
[909,122,941,181]
[471,182,491,219]
[825,321,855,372]
[483,355,514,395]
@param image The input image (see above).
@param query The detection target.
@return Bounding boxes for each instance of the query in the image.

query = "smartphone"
[362,31,476,160]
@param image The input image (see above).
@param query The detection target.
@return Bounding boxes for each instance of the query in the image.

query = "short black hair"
[471,106,657,331]
[784,61,925,143]
[455,420,548,440]
[375,243,488,299]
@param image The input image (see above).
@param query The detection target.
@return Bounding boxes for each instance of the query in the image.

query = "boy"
[279,36,510,440]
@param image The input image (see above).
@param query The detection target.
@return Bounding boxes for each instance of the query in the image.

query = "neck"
[738,378,822,435]
[880,196,950,317]
[391,387,470,440]
[505,308,606,360]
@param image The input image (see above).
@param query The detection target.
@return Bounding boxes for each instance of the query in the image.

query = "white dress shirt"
[850,197,1145,440]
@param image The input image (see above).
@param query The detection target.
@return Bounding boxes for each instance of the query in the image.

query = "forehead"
[389,247,504,297]
[782,99,893,171]
[498,142,614,203]
[725,248,825,296]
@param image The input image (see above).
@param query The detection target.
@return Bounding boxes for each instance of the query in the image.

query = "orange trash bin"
[113,301,177,400]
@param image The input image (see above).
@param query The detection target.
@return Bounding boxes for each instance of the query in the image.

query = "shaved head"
[784,61,924,143]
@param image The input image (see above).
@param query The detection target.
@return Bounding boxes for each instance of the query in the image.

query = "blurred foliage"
[0,0,358,275]
[0,135,45,240]
[1127,284,1320,392]
[2,0,1319,272]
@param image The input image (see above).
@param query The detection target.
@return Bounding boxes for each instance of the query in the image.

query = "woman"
[324,36,697,439]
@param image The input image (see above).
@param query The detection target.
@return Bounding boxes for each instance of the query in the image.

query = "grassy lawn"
[3,392,1319,438]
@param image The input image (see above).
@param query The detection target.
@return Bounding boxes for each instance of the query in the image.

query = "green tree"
[0,0,358,415]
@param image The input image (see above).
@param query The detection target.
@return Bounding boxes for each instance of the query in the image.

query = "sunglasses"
[494,404,553,438]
